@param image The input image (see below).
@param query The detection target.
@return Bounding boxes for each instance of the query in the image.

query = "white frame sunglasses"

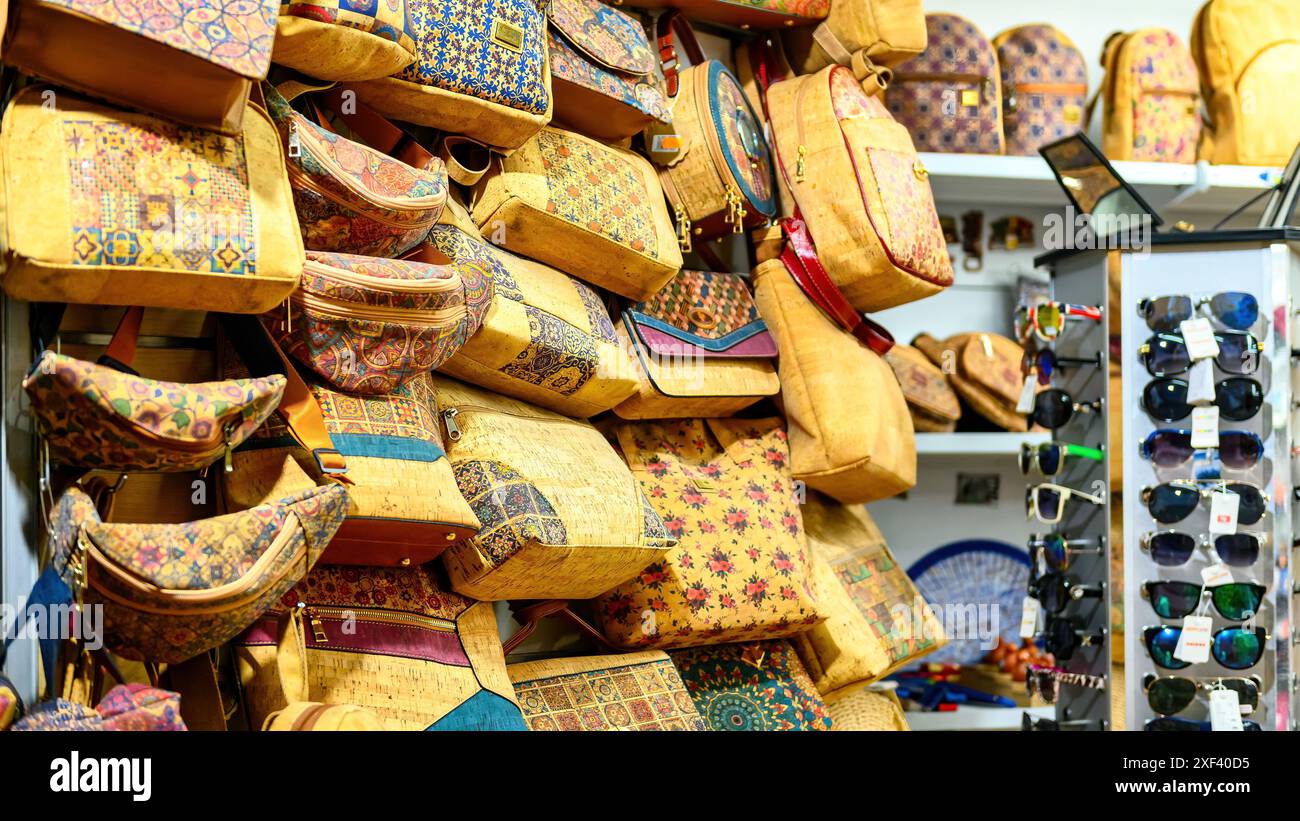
[1026,483,1104,524]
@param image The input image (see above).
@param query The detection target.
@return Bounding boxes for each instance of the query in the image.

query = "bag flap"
[36,0,278,80]
[884,344,960,421]
[549,0,656,76]
[624,270,776,358]
[955,333,1023,406]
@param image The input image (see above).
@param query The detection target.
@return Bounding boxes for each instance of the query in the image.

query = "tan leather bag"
[914,332,1029,432]
[783,0,927,75]
[885,343,961,432]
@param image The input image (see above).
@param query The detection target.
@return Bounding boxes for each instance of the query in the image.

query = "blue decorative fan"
[908,540,1031,666]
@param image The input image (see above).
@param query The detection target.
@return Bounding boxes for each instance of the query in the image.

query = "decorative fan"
[908,540,1031,666]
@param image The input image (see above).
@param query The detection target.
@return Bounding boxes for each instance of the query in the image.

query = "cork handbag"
[885,13,1005,155]
[652,14,778,243]
[1095,28,1201,163]
[548,0,672,141]
[273,0,417,81]
[761,58,954,312]
[425,213,639,418]
[613,269,779,420]
[269,248,493,395]
[509,651,708,731]
[993,24,1088,157]
[751,257,916,504]
[348,0,553,152]
[3,0,276,133]
[596,417,824,650]
[791,490,944,694]
[263,84,448,259]
[0,85,304,314]
[236,565,528,731]
[46,479,349,664]
[884,343,961,433]
[671,640,833,731]
[470,125,683,301]
[783,0,927,76]
[431,375,675,601]
[824,684,909,730]
[913,331,1029,431]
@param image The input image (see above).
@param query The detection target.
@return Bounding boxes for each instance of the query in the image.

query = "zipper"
[287,163,438,231]
[441,403,584,443]
[673,203,693,253]
[794,75,815,182]
[286,119,441,229]
[304,259,460,295]
[1006,82,1088,114]
[693,67,750,232]
[78,515,303,615]
[294,289,465,326]
[303,604,458,644]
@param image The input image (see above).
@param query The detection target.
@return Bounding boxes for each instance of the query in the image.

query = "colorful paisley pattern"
[398,0,550,115]
[1124,29,1201,163]
[511,654,707,731]
[96,685,187,731]
[264,86,447,258]
[273,250,493,395]
[671,640,832,731]
[42,0,278,78]
[24,350,285,472]
[51,482,349,663]
[280,0,417,52]
[537,128,659,259]
[596,418,823,650]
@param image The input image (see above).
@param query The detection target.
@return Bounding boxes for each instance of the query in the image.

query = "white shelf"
[905,705,1055,732]
[915,431,1050,456]
[921,153,1282,216]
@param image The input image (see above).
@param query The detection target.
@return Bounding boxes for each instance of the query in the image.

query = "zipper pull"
[287,119,301,158]
[443,407,462,442]
[796,145,807,181]
[726,188,747,233]
[281,298,292,335]
[674,204,692,253]
[222,421,236,474]
[307,606,328,644]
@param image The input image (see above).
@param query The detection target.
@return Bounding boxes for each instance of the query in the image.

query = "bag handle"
[780,217,895,356]
[502,600,616,656]
[274,607,310,704]
[216,314,349,479]
[657,10,707,98]
[437,136,493,187]
[96,306,145,374]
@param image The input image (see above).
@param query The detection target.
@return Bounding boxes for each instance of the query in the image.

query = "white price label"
[1190,406,1220,449]
[1186,360,1217,405]
[1180,317,1221,361]
[1174,615,1213,664]
[1208,491,1240,535]
[1016,374,1038,415]
[1209,688,1246,731]
[1201,563,1234,586]
[1019,596,1042,640]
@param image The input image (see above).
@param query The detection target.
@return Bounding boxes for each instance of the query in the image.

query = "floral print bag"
[596,417,826,650]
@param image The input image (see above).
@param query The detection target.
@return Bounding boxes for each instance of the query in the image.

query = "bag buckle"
[311,448,348,475]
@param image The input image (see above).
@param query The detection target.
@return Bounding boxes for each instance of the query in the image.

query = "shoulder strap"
[96,306,144,374]
[502,600,616,655]
[657,10,707,98]
[780,217,895,356]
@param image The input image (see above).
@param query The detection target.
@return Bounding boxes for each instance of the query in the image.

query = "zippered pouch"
[48,481,349,664]
[265,84,448,258]
[271,249,494,395]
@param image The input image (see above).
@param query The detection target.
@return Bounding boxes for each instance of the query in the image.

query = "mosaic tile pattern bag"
[671,640,833,731]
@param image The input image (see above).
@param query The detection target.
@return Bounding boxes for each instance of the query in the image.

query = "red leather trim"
[781,217,895,356]
[104,306,144,366]
[656,10,706,99]
[503,600,616,655]
[320,518,479,566]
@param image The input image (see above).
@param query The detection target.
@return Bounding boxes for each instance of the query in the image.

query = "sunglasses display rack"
[1120,238,1300,731]
[1025,253,1114,731]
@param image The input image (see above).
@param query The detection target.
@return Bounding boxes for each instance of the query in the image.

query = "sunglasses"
[1031,571,1105,614]
[1139,429,1264,470]
[1014,302,1103,343]
[1142,674,1263,716]
[1019,442,1104,476]
[1138,331,1260,378]
[1022,349,1102,386]
[1026,483,1104,524]
[1023,714,1105,731]
[1140,530,1266,567]
[1145,716,1262,731]
[1143,625,1268,670]
[1137,292,1259,333]
[1141,376,1263,423]
[1030,388,1103,429]
[1140,481,1268,525]
[1043,616,1105,660]
[1028,533,1104,572]
[1142,580,1265,621]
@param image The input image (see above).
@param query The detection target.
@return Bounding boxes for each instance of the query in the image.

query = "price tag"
[1173,615,1213,664]
[1208,491,1240,535]
[1186,360,1217,405]
[1201,563,1234,586]
[1191,406,1220,448]
[1016,375,1038,415]
[1180,317,1221,361]
[1019,596,1042,639]
[1209,688,1246,731]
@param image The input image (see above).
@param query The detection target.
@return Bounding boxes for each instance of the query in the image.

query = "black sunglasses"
[1140,376,1263,422]
[1139,530,1264,567]
[1142,579,1265,621]
[1140,481,1268,525]
[1043,615,1104,660]
[1143,625,1268,670]
[1030,572,1105,614]
[1029,388,1103,429]
[1142,673,1262,716]
[1145,716,1262,731]
[1138,331,1260,377]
